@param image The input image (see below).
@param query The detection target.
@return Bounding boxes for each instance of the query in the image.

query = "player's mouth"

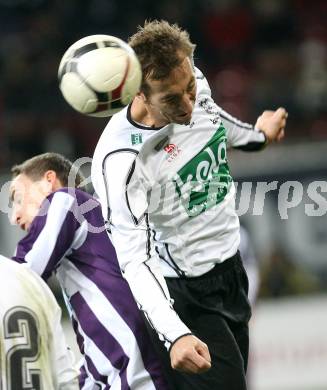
[20,222,27,231]
[176,112,192,124]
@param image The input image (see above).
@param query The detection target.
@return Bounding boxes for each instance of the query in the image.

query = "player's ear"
[44,170,56,182]
[136,91,147,102]
[43,170,58,191]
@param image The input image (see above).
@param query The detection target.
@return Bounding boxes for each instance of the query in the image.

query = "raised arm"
[195,67,287,151]
[219,106,287,151]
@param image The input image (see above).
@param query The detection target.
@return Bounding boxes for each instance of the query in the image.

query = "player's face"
[145,56,196,127]
[10,174,51,231]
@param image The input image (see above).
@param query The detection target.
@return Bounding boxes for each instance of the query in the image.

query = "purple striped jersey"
[12,188,168,390]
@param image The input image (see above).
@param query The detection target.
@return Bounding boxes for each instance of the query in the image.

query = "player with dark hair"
[0,255,79,389]
[10,152,169,390]
[92,20,287,390]
[11,152,84,189]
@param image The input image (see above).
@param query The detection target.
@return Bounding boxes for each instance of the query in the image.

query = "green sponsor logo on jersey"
[131,133,143,145]
[174,124,232,217]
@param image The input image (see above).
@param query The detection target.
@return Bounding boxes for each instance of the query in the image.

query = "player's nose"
[10,208,20,226]
[181,94,194,115]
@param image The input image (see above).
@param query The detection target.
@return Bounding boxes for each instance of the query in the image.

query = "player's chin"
[174,114,192,125]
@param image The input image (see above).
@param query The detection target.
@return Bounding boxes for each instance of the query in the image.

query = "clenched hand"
[255,107,288,143]
[170,335,211,374]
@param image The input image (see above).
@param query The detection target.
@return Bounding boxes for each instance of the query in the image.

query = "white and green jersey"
[91,68,266,347]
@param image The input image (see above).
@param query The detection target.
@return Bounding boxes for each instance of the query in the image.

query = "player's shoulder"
[194,66,212,98]
[92,106,155,184]
[53,188,100,208]
[95,105,134,151]
[0,255,57,305]
[46,188,76,204]
[0,254,22,275]
[195,66,205,80]
[44,188,98,212]
[94,103,160,158]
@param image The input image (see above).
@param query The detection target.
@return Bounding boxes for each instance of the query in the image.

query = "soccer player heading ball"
[92,19,287,390]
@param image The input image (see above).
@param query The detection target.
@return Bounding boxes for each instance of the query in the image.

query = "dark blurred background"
[0,0,326,167]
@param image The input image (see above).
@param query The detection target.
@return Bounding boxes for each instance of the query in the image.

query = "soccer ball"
[58,35,142,117]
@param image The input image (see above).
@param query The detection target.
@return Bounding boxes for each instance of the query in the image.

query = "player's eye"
[13,194,22,205]
[187,80,196,93]
[163,95,179,104]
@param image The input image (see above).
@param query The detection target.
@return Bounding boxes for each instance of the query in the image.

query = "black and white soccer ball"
[58,35,142,117]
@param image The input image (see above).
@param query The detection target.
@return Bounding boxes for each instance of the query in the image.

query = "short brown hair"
[11,152,85,188]
[128,20,196,96]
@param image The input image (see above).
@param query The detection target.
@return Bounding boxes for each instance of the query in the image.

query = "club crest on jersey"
[131,133,143,145]
[164,143,181,163]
